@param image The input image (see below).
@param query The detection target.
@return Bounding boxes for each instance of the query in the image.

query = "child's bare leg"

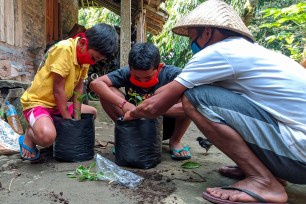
[22,116,56,159]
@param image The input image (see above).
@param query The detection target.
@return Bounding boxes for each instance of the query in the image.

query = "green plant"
[73,91,87,118]
[127,91,143,106]
[181,161,201,169]
[67,162,104,181]
[251,2,305,62]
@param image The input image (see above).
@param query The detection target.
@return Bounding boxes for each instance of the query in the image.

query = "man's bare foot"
[218,165,245,179]
[206,176,288,203]
[219,165,287,186]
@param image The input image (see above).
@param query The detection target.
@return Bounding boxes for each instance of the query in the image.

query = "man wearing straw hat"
[124,0,306,203]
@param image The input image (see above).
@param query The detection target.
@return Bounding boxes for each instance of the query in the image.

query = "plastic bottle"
[5,101,24,135]
[0,103,4,120]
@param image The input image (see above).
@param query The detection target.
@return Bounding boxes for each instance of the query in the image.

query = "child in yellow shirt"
[20,23,118,160]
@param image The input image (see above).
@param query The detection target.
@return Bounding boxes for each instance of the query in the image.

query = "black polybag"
[53,113,95,162]
[115,117,162,169]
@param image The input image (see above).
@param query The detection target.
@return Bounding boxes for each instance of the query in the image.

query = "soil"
[0,102,305,204]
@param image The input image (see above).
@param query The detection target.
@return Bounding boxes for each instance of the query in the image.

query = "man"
[124,0,306,203]
[20,23,118,161]
[90,42,192,160]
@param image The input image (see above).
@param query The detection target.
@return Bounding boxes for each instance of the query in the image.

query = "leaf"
[181,161,201,169]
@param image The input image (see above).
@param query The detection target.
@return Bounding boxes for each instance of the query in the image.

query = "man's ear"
[204,27,213,37]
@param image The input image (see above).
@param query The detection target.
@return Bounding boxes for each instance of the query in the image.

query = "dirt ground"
[0,101,305,204]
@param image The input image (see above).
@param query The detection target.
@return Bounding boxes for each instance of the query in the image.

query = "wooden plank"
[4,0,14,45]
[136,0,146,42]
[53,0,58,40]
[0,0,5,42]
[14,0,23,46]
[120,0,131,67]
[45,0,54,43]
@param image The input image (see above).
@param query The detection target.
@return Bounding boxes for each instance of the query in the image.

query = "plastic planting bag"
[96,153,144,188]
[115,117,162,169]
[53,113,95,162]
[0,119,19,155]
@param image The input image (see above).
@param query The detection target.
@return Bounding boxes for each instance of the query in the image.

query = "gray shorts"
[184,85,306,184]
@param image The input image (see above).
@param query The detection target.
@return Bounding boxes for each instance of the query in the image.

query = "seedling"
[128,91,143,106]
[67,162,104,181]
[73,91,87,119]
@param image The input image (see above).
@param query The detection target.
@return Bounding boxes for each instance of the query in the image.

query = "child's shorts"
[23,104,74,127]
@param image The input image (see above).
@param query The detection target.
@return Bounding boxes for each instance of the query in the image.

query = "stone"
[0,60,11,79]
[0,158,9,166]
[6,88,25,99]
[0,80,30,90]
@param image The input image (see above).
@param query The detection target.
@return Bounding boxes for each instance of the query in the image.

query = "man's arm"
[125,80,187,120]
[53,73,72,119]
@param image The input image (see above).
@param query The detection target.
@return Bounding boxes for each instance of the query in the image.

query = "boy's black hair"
[128,42,160,70]
[85,23,119,59]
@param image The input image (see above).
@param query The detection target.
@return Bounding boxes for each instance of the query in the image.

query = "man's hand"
[123,110,136,121]
[128,81,187,119]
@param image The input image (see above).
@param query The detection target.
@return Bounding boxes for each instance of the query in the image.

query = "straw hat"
[172,0,255,42]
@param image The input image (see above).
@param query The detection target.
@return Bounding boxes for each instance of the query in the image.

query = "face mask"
[190,28,215,54]
[191,41,202,54]
[75,33,95,65]
[130,63,164,89]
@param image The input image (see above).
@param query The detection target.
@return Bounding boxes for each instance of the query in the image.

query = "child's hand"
[121,102,136,114]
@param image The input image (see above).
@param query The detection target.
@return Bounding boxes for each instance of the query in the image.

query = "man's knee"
[182,95,195,116]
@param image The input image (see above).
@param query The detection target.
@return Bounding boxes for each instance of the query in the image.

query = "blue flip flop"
[19,135,41,161]
[171,146,192,160]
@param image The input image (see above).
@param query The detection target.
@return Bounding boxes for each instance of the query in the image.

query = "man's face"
[130,67,157,82]
[188,28,200,42]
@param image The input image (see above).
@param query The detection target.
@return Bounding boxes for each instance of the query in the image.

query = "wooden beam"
[136,0,146,42]
[120,0,131,67]
[14,0,23,46]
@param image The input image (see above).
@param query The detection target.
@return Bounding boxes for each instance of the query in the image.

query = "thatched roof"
[78,0,169,35]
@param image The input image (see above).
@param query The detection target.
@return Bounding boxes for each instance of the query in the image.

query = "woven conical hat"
[172,0,255,42]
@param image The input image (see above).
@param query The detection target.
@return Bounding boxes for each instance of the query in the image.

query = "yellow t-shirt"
[21,38,89,110]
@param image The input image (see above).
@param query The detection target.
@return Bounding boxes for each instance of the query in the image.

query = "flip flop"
[171,146,192,160]
[19,135,41,161]
[218,165,245,179]
[202,186,288,204]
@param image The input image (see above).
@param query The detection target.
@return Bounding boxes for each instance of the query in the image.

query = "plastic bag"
[53,113,95,162]
[96,153,144,188]
[0,119,20,155]
[115,117,162,169]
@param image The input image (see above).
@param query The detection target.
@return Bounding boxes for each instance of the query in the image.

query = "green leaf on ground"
[181,161,201,169]
[67,162,104,181]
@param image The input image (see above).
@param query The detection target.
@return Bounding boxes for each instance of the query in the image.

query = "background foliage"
[79,0,305,70]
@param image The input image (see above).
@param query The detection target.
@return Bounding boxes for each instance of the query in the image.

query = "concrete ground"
[0,101,305,204]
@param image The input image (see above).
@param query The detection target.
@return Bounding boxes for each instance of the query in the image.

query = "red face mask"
[130,63,164,89]
[75,33,95,65]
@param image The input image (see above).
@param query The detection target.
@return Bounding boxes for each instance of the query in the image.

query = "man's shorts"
[184,85,306,184]
[23,104,74,127]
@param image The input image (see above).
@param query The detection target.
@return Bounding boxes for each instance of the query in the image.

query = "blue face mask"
[191,41,202,54]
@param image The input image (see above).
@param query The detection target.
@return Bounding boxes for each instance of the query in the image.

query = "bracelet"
[119,100,127,109]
